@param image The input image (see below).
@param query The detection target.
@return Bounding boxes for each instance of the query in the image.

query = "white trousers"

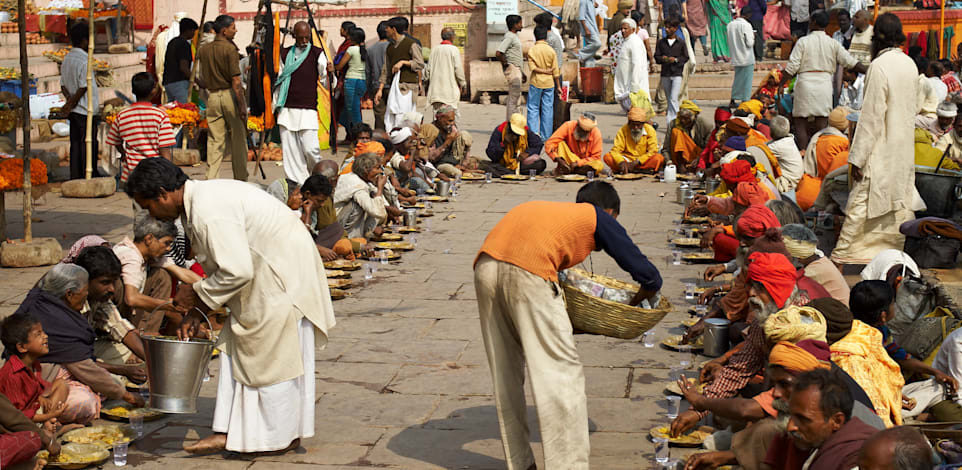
[212,318,315,453]
[474,255,589,470]
[280,126,322,184]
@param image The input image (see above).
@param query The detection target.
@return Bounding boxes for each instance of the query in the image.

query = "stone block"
[60,177,116,198]
[0,237,62,268]
[173,149,200,166]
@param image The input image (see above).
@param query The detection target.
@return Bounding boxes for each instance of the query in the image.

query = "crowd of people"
[22,0,962,468]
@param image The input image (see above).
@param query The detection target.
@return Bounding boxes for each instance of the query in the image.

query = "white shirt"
[614,32,649,99]
[790,0,810,23]
[929,76,949,103]
[934,327,962,406]
[727,18,755,67]
[61,47,99,116]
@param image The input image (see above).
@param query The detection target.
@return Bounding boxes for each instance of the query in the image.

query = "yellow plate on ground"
[683,252,715,263]
[375,241,415,251]
[418,210,435,217]
[671,238,702,247]
[398,226,421,233]
[650,426,712,447]
[664,377,705,396]
[682,216,711,224]
[420,195,448,202]
[461,173,485,180]
[378,233,404,241]
[324,259,362,271]
[662,335,703,351]
[39,443,110,469]
[325,269,351,279]
[101,403,164,422]
[62,425,135,449]
[614,173,646,180]
[681,318,699,327]
[328,278,353,289]
[330,288,350,300]
[361,250,401,261]
[402,203,426,209]
[501,174,529,181]
[556,174,586,182]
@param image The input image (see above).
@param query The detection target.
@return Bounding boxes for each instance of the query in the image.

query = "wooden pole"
[941,0,946,57]
[409,0,414,29]
[84,1,94,179]
[187,0,209,102]
[17,0,32,242]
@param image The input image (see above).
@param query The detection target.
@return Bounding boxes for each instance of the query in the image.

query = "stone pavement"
[0,101,731,469]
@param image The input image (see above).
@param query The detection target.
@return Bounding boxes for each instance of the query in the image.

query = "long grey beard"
[630,129,645,142]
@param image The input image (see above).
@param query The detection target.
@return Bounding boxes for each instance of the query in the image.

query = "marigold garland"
[0,158,48,191]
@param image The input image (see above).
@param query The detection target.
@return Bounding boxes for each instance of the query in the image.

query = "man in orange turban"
[747,251,798,310]
[736,204,781,239]
[720,160,756,186]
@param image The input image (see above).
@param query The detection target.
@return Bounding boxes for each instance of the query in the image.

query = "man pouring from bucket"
[474,181,662,469]
[123,158,336,455]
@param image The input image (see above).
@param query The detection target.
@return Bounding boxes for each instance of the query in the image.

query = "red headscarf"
[736,204,781,238]
[714,108,732,124]
[747,251,798,308]
[720,160,755,186]
[732,181,772,207]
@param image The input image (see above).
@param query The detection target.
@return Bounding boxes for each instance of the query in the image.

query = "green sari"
[707,0,731,60]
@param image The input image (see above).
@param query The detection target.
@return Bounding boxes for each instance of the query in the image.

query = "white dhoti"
[278,108,321,184]
[792,72,834,118]
[830,175,915,265]
[212,317,315,453]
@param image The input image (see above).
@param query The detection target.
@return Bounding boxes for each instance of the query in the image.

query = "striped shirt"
[104,103,176,181]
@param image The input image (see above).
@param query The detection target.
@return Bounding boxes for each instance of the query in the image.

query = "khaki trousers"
[474,255,589,470]
[504,65,523,122]
[206,89,249,181]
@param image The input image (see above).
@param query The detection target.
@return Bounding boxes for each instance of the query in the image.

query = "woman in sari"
[686,0,710,57]
[706,0,731,63]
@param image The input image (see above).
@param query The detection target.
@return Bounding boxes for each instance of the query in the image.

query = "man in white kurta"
[780,11,865,150]
[125,158,336,454]
[831,43,922,265]
[275,22,334,184]
[614,18,649,112]
[424,27,466,115]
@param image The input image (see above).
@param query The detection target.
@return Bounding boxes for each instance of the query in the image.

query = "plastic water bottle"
[664,164,677,183]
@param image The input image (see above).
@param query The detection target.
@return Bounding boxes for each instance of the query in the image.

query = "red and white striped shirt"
[105,103,176,181]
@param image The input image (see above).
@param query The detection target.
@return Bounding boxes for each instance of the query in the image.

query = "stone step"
[0,43,63,61]
[4,51,144,79]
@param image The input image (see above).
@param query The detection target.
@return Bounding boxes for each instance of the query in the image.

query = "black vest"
[281,45,322,109]
[386,35,418,84]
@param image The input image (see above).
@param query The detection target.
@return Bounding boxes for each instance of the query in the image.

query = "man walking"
[727,7,755,106]
[274,21,334,184]
[424,27,466,116]
[578,0,602,66]
[496,15,524,121]
[162,18,198,105]
[374,16,424,131]
[196,15,248,181]
[368,22,390,130]
[527,25,561,139]
[475,181,662,469]
[61,21,102,180]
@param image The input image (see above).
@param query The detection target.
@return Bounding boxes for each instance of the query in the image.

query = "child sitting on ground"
[0,313,70,424]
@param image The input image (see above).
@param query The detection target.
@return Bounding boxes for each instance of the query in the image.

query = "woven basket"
[562,268,672,339]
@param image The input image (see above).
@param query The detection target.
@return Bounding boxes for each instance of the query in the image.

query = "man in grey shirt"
[368,21,390,130]
[496,14,525,121]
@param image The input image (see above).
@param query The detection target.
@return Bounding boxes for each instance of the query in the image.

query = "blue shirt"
[579,0,600,35]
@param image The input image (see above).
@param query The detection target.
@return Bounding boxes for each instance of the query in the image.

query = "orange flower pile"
[0,158,48,191]
[247,116,264,132]
[166,107,200,126]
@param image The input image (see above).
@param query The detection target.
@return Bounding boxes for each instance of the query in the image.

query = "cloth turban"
[732,181,770,207]
[680,99,701,114]
[764,305,828,343]
[737,204,781,238]
[938,101,958,118]
[714,107,732,123]
[355,141,386,157]
[748,251,797,308]
[621,17,637,29]
[726,118,751,135]
[828,107,850,131]
[720,150,746,165]
[723,136,747,151]
[737,99,764,119]
[769,340,831,374]
[783,233,817,260]
[720,160,755,185]
[578,114,597,131]
[807,298,853,344]
[63,235,108,263]
[389,127,413,144]
[627,106,647,122]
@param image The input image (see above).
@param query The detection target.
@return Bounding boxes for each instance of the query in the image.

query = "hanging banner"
[486,0,518,24]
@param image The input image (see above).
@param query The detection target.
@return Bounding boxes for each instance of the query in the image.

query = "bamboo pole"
[186,0,209,102]
[17,0,32,241]
[941,0,946,58]
[84,0,94,179]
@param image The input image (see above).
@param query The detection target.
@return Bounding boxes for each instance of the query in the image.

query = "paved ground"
[0,100,733,469]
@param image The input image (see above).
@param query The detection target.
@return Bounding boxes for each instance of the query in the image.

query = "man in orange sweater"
[474,181,663,469]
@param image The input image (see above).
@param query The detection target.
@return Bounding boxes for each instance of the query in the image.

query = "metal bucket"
[141,308,215,413]
[403,209,418,226]
[676,185,693,204]
[703,318,731,357]
[436,180,451,197]
[705,178,721,193]
[915,165,962,218]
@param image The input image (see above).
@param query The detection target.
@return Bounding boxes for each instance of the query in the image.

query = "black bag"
[904,235,961,269]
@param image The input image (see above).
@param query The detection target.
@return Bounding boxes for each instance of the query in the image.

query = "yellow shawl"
[830,320,904,427]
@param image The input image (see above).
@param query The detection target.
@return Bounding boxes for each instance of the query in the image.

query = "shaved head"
[313,159,339,178]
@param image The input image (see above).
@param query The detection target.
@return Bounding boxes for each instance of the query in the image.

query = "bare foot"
[184,433,227,455]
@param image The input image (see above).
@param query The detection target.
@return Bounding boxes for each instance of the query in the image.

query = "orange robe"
[796,134,849,211]
[670,127,702,166]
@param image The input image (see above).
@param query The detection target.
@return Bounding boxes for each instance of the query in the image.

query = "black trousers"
[750,18,765,61]
[68,112,102,180]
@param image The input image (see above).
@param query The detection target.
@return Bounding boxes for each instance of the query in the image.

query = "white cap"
[389,127,413,144]
[938,101,958,118]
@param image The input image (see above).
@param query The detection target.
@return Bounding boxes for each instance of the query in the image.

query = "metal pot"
[915,165,962,218]
[140,308,215,413]
[436,180,451,197]
[676,184,693,204]
[403,209,418,226]
[703,318,731,357]
[705,178,721,193]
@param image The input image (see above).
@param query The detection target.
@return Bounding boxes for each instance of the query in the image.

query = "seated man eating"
[485,113,546,176]
[418,105,473,178]
[603,107,664,174]
[546,113,603,175]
